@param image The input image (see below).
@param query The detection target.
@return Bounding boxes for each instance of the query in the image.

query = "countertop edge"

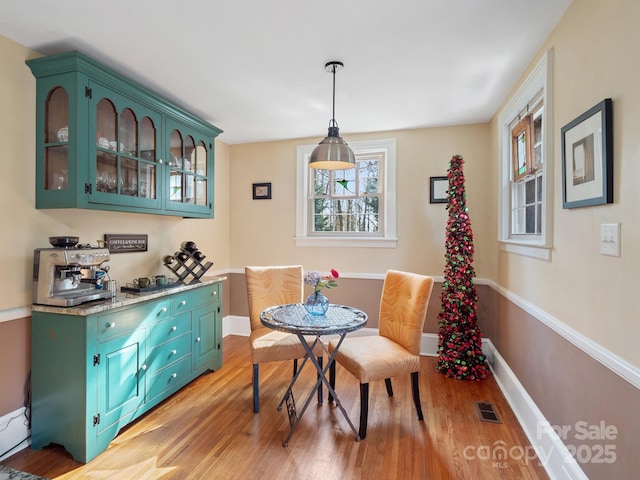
[31,275,227,316]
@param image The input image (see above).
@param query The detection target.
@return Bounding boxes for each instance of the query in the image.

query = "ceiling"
[0,0,572,145]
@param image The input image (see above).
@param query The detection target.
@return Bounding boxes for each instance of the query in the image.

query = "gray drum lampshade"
[309,126,356,170]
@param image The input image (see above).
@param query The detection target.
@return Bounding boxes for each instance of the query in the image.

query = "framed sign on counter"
[103,234,148,253]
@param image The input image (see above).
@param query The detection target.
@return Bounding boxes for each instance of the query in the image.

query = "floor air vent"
[475,401,502,423]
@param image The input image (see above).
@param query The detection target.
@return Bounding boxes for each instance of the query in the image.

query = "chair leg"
[317,356,323,404]
[384,378,393,397]
[359,383,369,439]
[253,364,260,413]
[328,359,336,403]
[411,371,424,421]
[293,358,298,376]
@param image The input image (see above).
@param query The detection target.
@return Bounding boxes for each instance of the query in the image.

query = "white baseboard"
[483,339,588,480]
[0,407,30,461]
[223,315,251,337]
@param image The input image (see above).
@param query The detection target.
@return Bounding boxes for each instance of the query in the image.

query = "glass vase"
[304,291,329,316]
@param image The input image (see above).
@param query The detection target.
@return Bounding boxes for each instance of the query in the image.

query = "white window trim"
[296,138,397,248]
[498,49,554,261]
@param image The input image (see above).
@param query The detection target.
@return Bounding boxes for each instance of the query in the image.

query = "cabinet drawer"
[97,299,171,341]
[145,333,191,375]
[171,284,219,314]
[147,354,192,402]
[147,313,191,348]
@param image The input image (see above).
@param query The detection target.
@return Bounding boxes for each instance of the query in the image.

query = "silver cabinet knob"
[180,300,186,306]
[171,349,177,355]
[141,364,147,371]
[107,322,116,328]
[171,373,177,378]
[196,337,201,342]
[161,307,167,313]
[171,326,177,331]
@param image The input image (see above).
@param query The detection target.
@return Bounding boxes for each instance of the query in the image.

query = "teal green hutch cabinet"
[27,51,222,218]
[30,280,223,462]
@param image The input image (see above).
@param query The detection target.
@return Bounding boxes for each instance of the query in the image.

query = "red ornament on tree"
[437,155,488,381]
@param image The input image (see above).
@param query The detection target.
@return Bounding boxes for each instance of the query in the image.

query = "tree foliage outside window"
[310,153,383,235]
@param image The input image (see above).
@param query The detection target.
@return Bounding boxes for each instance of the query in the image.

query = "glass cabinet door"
[169,130,185,202]
[194,141,208,207]
[90,82,161,209]
[166,120,212,215]
[139,117,157,199]
[44,86,69,191]
[95,98,118,194]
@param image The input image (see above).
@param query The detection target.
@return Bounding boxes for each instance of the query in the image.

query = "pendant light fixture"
[309,61,356,170]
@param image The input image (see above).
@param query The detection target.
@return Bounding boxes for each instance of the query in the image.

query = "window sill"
[295,236,398,248]
[499,240,552,261]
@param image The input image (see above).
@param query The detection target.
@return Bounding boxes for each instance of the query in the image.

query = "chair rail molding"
[487,279,640,390]
[0,306,31,324]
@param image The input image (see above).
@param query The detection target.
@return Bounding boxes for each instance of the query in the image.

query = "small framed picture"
[252,182,272,200]
[429,176,448,204]
[561,98,613,209]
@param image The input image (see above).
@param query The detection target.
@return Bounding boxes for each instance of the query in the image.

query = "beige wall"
[229,125,494,278]
[491,0,640,368]
[0,34,231,414]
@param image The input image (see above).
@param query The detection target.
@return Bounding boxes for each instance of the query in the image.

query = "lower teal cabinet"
[97,328,147,435]
[193,304,222,373]
[30,281,222,463]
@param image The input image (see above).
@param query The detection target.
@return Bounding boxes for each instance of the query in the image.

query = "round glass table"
[260,303,368,446]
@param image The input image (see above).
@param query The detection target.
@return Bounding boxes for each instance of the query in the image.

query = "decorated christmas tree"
[437,155,488,381]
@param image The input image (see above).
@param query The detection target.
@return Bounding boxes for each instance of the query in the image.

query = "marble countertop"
[31,275,226,316]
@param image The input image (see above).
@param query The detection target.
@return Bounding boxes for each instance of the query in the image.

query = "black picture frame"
[561,98,613,209]
[429,176,448,204]
[252,182,272,200]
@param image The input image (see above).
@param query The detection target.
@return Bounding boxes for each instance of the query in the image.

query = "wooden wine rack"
[164,245,213,282]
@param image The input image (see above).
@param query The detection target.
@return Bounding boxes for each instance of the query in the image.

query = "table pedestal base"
[278,333,360,447]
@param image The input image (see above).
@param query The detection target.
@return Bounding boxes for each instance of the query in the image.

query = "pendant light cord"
[331,63,337,128]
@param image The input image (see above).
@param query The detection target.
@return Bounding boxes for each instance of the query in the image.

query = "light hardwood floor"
[2,335,549,479]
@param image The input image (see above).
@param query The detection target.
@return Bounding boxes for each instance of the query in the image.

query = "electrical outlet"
[600,223,621,257]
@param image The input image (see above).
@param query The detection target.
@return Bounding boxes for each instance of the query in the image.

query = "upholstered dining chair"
[245,265,323,413]
[328,269,434,439]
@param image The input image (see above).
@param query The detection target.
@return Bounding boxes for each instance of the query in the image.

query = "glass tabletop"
[260,303,367,336]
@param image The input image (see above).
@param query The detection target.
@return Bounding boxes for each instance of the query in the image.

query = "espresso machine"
[33,237,114,307]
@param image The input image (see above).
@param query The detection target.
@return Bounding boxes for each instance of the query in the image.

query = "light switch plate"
[600,223,621,257]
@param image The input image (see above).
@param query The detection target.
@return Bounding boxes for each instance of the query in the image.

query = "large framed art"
[561,98,613,209]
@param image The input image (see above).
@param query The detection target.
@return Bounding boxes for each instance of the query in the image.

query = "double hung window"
[510,96,544,235]
[498,50,553,260]
[296,138,397,248]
